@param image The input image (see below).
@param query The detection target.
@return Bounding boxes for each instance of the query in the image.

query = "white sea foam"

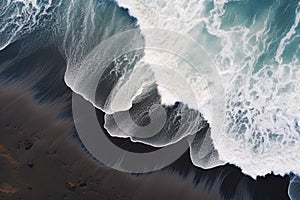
[116,0,300,178]
[0,0,57,51]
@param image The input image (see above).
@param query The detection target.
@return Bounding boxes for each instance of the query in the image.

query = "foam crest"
[116,0,300,178]
[0,0,58,51]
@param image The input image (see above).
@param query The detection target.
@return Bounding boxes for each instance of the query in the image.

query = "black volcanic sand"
[0,44,291,200]
[0,84,224,200]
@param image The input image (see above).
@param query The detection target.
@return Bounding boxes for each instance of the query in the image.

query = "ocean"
[0,0,299,199]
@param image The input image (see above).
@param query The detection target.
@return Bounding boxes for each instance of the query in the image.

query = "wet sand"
[0,83,223,200]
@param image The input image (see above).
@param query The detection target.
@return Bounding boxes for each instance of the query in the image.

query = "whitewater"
[115,0,300,178]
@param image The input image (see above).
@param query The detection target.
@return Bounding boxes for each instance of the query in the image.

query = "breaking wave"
[116,0,300,179]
